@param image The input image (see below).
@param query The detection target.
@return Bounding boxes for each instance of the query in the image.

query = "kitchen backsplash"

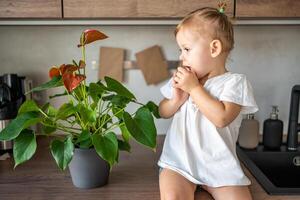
[0,25,299,134]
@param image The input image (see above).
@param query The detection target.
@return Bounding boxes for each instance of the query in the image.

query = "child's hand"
[172,72,189,103]
[173,66,200,93]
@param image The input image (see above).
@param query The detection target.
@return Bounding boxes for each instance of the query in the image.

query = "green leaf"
[92,132,118,168]
[41,102,57,117]
[111,95,131,108]
[77,104,96,125]
[50,137,74,170]
[0,112,40,141]
[13,129,37,168]
[134,107,157,148]
[46,105,58,117]
[73,85,86,101]
[56,103,76,120]
[117,139,131,152]
[41,118,56,134]
[76,130,92,149]
[112,106,124,119]
[89,82,104,102]
[49,91,68,99]
[96,80,108,91]
[90,102,98,110]
[29,76,63,93]
[18,100,40,114]
[42,124,56,135]
[123,109,156,149]
[119,122,130,142]
[145,101,161,119]
[104,76,135,100]
[102,95,114,101]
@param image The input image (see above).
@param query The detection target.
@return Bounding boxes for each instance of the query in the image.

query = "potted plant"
[0,29,159,188]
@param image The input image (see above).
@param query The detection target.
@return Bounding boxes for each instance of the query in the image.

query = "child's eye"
[184,48,190,52]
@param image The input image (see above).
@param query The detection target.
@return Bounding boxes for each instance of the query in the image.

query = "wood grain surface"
[0,0,62,18]
[236,0,300,18]
[63,0,234,18]
[0,136,299,200]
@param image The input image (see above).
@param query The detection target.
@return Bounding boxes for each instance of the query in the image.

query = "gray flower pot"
[69,148,110,189]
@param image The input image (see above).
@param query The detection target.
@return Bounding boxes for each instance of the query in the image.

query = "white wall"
[0,25,299,134]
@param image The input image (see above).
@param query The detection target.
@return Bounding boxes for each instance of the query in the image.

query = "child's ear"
[210,39,222,58]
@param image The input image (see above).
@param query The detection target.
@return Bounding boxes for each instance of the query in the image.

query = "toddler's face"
[176,28,212,79]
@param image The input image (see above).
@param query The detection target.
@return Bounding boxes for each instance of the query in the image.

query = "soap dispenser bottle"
[238,114,259,149]
[263,105,283,149]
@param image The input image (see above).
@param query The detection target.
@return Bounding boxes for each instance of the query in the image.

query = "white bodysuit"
[158,72,259,187]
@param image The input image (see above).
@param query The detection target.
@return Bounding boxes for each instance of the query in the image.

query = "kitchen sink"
[237,144,300,195]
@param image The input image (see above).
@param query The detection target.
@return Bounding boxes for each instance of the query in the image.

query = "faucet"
[287,85,300,151]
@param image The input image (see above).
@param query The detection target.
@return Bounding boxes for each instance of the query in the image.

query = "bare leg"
[202,185,252,200]
[159,168,197,200]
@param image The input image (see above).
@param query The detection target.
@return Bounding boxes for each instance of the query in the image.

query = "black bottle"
[263,106,283,150]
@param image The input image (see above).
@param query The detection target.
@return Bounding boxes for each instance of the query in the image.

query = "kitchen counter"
[0,135,299,200]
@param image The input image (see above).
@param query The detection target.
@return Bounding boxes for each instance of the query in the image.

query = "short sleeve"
[160,78,173,99]
[219,74,259,114]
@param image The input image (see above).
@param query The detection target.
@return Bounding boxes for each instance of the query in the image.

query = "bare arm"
[189,86,241,128]
[159,98,184,119]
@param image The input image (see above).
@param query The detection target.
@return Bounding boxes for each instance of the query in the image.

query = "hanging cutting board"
[135,45,170,85]
[99,47,125,82]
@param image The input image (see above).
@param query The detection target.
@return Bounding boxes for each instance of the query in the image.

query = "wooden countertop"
[0,136,299,200]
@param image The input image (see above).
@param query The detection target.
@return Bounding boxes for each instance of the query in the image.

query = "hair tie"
[218,0,227,14]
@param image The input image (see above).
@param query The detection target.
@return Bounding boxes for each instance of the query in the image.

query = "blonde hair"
[175,7,234,53]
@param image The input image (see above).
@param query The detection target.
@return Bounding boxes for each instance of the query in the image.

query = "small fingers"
[172,77,177,86]
[177,66,188,74]
[173,76,180,83]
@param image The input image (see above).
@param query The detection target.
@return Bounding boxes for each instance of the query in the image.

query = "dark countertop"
[0,135,299,200]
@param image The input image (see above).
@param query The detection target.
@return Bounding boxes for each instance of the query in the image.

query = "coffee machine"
[0,74,27,153]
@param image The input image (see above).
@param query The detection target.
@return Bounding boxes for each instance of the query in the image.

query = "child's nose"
[179,53,183,61]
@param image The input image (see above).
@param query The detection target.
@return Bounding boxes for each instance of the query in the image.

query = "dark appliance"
[0,74,26,153]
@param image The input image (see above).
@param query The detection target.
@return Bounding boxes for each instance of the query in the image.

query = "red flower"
[49,64,85,92]
[77,29,108,47]
[49,67,60,79]
[59,64,79,75]
[62,73,86,92]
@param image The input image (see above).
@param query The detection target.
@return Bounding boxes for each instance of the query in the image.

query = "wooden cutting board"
[99,47,125,82]
[135,45,170,85]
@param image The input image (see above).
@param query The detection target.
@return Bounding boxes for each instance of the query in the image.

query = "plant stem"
[102,122,125,136]
[71,90,81,102]
[94,104,110,134]
[38,108,49,118]
[100,102,112,126]
[40,121,80,136]
[99,104,110,115]
[58,124,82,131]
[132,100,144,106]
[65,89,85,129]
[95,106,125,135]
[80,33,88,107]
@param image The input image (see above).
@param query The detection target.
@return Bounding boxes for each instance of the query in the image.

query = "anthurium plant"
[0,29,159,170]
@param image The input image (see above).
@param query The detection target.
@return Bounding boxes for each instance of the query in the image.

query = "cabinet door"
[63,0,233,18]
[236,0,300,18]
[0,0,62,18]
